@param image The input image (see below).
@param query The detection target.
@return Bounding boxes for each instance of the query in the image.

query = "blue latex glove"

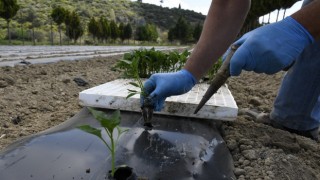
[142,69,197,111]
[229,16,314,76]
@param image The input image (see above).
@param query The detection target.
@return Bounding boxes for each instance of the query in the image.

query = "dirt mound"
[0,56,121,150]
[226,72,320,179]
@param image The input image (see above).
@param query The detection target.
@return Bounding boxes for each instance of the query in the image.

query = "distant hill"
[0,0,300,44]
[0,0,205,43]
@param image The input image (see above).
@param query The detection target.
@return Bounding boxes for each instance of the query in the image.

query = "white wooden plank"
[79,79,238,121]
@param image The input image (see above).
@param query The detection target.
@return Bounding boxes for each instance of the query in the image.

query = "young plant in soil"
[124,58,147,99]
[124,58,154,129]
[78,108,128,178]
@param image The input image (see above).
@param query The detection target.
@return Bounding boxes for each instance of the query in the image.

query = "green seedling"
[123,58,147,99]
[115,48,191,78]
[115,48,222,83]
[78,108,128,177]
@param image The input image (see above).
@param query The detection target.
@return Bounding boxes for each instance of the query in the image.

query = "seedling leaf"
[78,125,102,140]
[129,82,139,87]
[119,59,132,65]
[126,92,137,99]
[127,89,138,93]
[87,108,121,134]
[88,107,110,123]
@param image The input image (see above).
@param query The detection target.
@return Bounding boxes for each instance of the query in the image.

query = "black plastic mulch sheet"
[0,107,235,180]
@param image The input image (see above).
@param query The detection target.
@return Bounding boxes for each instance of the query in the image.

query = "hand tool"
[194,44,239,114]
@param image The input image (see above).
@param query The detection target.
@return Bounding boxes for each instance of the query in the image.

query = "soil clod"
[11,116,22,125]
[73,77,89,86]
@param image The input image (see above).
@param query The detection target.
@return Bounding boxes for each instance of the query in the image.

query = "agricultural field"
[0,46,319,179]
[0,45,184,67]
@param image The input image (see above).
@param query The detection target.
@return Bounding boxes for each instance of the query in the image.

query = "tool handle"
[194,45,239,114]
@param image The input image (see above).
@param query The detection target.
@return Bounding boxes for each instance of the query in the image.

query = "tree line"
[0,0,203,45]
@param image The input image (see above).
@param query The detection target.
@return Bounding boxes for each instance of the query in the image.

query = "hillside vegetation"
[0,0,299,45]
[0,0,205,44]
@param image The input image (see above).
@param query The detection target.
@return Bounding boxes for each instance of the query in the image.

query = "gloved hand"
[141,69,197,111]
[228,16,314,76]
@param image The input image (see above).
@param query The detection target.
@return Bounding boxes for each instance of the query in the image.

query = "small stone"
[0,134,6,139]
[264,158,272,165]
[62,78,71,84]
[11,116,22,125]
[3,123,9,128]
[243,160,250,166]
[0,80,8,88]
[244,166,253,171]
[227,139,238,151]
[73,77,88,86]
[3,76,15,85]
[239,139,253,146]
[238,157,245,164]
[234,168,246,176]
[42,105,54,112]
[240,145,250,151]
[15,101,22,107]
[242,150,257,160]
[266,171,273,175]
[249,96,262,106]
[39,70,47,75]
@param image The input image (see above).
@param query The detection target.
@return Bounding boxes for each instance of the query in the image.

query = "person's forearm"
[184,0,250,80]
[291,0,320,40]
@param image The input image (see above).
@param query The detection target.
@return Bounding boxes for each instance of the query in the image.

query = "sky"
[131,0,303,23]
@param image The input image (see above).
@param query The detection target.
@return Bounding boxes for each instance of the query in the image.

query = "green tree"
[146,24,158,42]
[0,0,20,44]
[168,16,193,43]
[168,27,175,42]
[109,20,118,42]
[88,17,99,43]
[109,9,116,21]
[64,10,71,44]
[135,25,148,41]
[25,7,42,45]
[51,6,67,45]
[99,16,110,43]
[193,22,202,42]
[118,22,125,43]
[65,11,83,43]
[123,23,132,43]
[17,10,26,45]
[172,16,192,43]
[135,23,158,42]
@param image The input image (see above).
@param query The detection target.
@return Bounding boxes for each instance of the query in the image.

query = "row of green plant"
[115,48,223,81]
[115,48,190,78]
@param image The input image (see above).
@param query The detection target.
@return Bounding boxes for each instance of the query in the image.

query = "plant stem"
[110,132,116,177]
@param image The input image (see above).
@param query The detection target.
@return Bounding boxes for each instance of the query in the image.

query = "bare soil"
[0,56,319,180]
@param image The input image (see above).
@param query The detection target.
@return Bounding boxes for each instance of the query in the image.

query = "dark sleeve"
[302,0,314,7]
